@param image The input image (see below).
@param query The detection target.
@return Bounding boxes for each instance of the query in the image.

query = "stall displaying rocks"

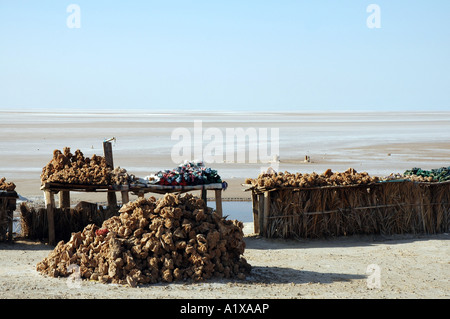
[245,168,450,238]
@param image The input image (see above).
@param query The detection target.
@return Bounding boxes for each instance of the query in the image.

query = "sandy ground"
[0,230,448,299]
[1,111,450,299]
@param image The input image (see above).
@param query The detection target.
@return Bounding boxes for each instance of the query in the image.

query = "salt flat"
[1,110,449,201]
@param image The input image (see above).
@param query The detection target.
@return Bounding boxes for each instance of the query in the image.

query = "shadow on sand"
[244,232,450,250]
[245,265,365,285]
[0,239,53,251]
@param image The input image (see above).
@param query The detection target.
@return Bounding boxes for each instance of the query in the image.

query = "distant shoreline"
[1,109,450,115]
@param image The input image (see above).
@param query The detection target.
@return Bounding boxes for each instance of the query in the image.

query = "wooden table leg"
[7,208,13,242]
[252,192,259,234]
[258,194,264,236]
[214,189,223,217]
[201,188,207,208]
[44,190,56,245]
[121,191,130,204]
[59,191,70,209]
[5,198,16,242]
[107,191,117,209]
[263,191,270,237]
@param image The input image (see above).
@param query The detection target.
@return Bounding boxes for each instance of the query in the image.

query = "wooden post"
[7,202,13,242]
[258,194,264,236]
[103,141,114,168]
[214,189,223,217]
[103,140,117,209]
[107,191,117,209]
[44,190,56,245]
[0,195,17,242]
[59,191,70,209]
[201,188,207,208]
[263,191,270,237]
[252,192,259,234]
[121,191,130,205]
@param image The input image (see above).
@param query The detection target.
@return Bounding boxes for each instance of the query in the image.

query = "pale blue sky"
[0,1,449,112]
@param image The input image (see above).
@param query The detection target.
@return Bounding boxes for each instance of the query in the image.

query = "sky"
[0,0,449,112]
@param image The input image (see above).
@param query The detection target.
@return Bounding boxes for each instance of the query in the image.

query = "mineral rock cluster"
[0,177,16,192]
[40,147,134,185]
[36,193,250,286]
[245,168,380,189]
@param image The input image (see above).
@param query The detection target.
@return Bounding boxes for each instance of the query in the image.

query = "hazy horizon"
[1,107,450,115]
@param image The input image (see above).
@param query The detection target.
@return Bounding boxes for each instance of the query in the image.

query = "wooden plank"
[252,192,259,234]
[258,194,264,236]
[130,183,225,192]
[214,189,223,218]
[59,191,70,209]
[42,182,225,193]
[41,183,111,192]
[0,191,18,198]
[263,191,270,237]
[44,190,56,245]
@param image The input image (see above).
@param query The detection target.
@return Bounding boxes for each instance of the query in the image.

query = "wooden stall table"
[0,190,18,242]
[41,182,226,245]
